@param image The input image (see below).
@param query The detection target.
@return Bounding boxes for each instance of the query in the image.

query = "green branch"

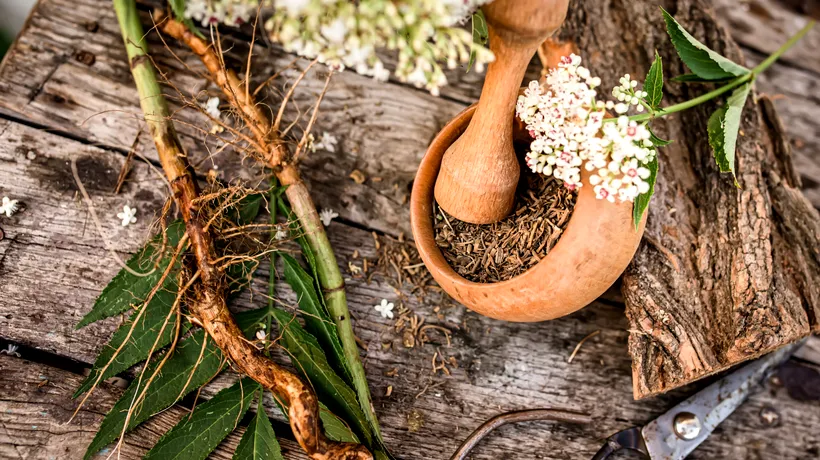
[613,20,815,124]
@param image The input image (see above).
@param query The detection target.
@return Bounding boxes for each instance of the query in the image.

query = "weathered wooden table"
[1,0,819,458]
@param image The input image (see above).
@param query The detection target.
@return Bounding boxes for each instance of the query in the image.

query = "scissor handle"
[591,427,649,459]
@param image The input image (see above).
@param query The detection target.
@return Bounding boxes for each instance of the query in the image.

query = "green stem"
[628,74,751,122]
[619,20,815,124]
[282,182,383,442]
[750,20,815,75]
[265,178,278,356]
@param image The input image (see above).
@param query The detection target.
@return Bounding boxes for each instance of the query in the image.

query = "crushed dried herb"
[433,171,576,283]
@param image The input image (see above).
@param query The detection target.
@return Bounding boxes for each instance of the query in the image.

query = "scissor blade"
[641,341,803,460]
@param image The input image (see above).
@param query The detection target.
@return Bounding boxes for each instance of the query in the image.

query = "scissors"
[592,341,804,459]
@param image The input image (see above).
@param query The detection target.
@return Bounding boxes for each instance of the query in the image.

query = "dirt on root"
[434,171,576,283]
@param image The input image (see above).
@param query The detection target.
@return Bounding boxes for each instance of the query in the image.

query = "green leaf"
[670,73,733,84]
[707,83,751,186]
[661,8,749,80]
[280,253,350,383]
[77,221,185,328]
[643,51,664,110]
[649,128,673,147]
[145,378,259,460]
[74,281,186,398]
[320,403,359,443]
[277,197,319,280]
[271,308,373,447]
[467,11,488,73]
[84,308,271,459]
[233,193,264,226]
[233,394,284,460]
[168,0,205,39]
[632,155,659,230]
[270,394,359,444]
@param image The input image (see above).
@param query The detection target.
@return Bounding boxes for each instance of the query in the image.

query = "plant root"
[114,1,371,457]
[156,10,383,447]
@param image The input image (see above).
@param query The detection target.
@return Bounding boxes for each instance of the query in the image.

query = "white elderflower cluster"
[184,0,257,26]
[182,0,493,94]
[515,54,656,203]
[266,0,494,95]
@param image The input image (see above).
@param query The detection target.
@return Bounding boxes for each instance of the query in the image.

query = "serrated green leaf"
[708,83,750,186]
[271,308,373,447]
[233,394,284,460]
[643,52,664,110]
[670,73,733,84]
[75,281,186,398]
[145,378,259,460]
[649,128,673,147]
[632,156,659,230]
[661,8,749,80]
[467,11,488,73]
[271,394,360,444]
[84,308,271,459]
[319,403,360,443]
[77,221,185,328]
[281,253,350,383]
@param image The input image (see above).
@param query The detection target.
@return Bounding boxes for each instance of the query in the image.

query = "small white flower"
[321,18,347,44]
[319,208,338,227]
[274,226,288,241]
[374,299,394,319]
[117,205,137,227]
[256,329,267,341]
[314,132,338,153]
[0,197,20,218]
[202,97,221,119]
[0,344,20,357]
[371,61,390,82]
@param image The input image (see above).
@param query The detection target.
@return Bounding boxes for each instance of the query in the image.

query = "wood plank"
[2,112,820,458]
[710,0,820,75]
[0,354,307,459]
[1,0,819,245]
[0,0,465,237]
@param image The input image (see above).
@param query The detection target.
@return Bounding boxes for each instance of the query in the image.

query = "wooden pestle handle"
[434,0,569,224]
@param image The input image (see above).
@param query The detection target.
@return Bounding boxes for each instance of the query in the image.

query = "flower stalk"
[112,1,370,458]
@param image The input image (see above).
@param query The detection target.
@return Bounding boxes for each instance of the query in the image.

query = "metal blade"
[641,341,804,460]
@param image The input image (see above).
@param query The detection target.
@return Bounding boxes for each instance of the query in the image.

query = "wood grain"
[0,0,819,457]
[1,0,819,242]
[1,101,819,459]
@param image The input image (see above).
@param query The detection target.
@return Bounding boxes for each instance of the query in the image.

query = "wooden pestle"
[434,0,570,224]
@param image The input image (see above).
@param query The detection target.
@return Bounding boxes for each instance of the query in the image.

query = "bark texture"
[554,0,820,398]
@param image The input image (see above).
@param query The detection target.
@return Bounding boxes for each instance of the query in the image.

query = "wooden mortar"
[412,104,646,322]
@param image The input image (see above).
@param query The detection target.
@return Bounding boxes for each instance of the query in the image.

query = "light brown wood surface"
[0,0,819,458]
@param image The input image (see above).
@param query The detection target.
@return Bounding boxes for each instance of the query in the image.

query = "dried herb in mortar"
[434,171,576,283]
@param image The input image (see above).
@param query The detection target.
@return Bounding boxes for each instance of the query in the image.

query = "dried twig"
[567,330,600,363]
[449,409,591,460]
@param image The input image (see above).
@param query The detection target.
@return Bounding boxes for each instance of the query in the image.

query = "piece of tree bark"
[554,0,820,398]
